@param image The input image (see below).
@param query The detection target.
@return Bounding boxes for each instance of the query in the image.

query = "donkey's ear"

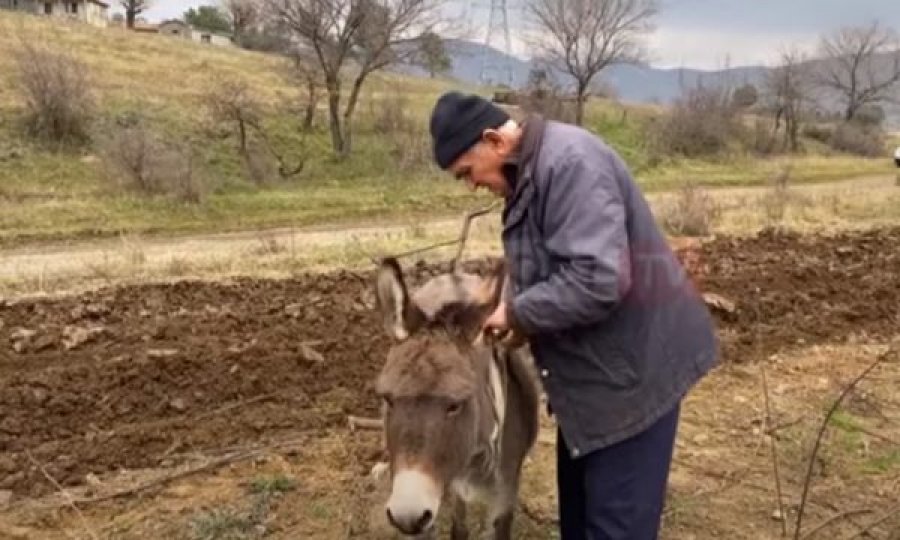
[375,257,424,340]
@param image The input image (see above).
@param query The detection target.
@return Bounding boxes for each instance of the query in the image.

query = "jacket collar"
[503,114,547,229]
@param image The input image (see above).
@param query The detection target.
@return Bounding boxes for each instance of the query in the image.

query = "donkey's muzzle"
[385,469,440,536]
[386,507,433,536]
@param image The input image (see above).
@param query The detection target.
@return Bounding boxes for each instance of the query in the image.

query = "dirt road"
[1,174,895,293]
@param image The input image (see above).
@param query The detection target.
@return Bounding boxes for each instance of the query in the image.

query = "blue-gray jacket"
[503,116,719,458]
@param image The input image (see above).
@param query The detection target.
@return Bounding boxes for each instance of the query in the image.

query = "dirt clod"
[62,324,106,350]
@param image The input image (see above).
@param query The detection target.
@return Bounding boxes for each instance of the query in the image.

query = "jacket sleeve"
[509,146,631,334]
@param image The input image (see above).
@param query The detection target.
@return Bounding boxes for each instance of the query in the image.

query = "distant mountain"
[393,39,900,127]
[395,39,770,104]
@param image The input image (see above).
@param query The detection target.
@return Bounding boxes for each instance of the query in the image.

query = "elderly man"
[428,91,719,540]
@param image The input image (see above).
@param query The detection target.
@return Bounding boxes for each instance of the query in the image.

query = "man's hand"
[482,302,529,348]
[483,302,510,337]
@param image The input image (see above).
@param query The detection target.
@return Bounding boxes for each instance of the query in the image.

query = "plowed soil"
[1,228,898,499]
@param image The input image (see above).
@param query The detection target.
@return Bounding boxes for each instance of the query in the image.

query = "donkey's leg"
[450,496,469,540]
[484,477,520,540]
[490,510,514,540]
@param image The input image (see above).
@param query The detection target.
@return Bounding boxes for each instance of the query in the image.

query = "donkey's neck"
[462,346,509,485]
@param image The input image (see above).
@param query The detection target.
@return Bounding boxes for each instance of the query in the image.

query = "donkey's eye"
[447,402,463,415]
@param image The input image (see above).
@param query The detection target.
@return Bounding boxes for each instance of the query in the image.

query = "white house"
[192,29,233,47]
[143,18,234,48]
[0,0,109,27]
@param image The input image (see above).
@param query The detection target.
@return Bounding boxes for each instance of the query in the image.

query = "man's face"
[448,130,512,198]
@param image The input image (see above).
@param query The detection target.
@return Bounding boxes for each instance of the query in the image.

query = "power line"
[469,0,515,87]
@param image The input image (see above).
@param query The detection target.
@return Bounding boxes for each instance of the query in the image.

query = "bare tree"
[292,52,323,130]
[221,0,259,46]
[526,0,657,125]
[767,49,812,152]
[817,22,900,121]
[120,0,151,29]
[204,78,305,182]
[262,0,446,157]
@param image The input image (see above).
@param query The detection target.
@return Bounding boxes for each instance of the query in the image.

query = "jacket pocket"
[550,328,640,390]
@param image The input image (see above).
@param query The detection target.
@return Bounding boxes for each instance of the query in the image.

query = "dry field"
[1,226,899,539]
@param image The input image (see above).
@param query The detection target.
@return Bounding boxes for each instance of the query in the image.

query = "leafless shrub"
[101,123,162,194]
[203,78,305,184]
[204,78,261,156]
[653,85,745,158]
[760,165,813,227]
[801,124,834,144]
[99,121,208,204]
[766,48,812,152]
[370,92,432,171]
[753,117,779,155]
[520,68,577,123]
[242,141,281,186]
[252,232,286,256]
[158,147,206,205]
[372,92,416,135]
[13,42,94,146]
[391,128,434,171]
[761,165,792,226]
[658,182,721,236]
[829,123,885,157]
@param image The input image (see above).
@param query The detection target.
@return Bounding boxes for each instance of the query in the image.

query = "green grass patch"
[862,450,900,474]
[829,409,900,475]
[828,409,866,453]
[188,506,255,540]
[249,474,296,496]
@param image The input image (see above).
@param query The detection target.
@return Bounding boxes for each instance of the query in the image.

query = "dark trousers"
[557,404,681,540]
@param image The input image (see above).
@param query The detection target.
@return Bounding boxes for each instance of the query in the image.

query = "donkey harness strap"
[486,342,508,458]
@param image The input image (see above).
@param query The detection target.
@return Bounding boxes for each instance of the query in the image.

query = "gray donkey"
[373,257,540,539]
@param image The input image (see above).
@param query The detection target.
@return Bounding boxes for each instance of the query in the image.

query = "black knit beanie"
[429,91,511,170]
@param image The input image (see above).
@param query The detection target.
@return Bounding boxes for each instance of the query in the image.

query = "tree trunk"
[325,77,345,156]
[340,73,367,158]
[575,82,588,126]
[845,100,859,122]
[788,111,800,152]
[303,78,317,131]
[126,9,136,28]
[238,117,248,154]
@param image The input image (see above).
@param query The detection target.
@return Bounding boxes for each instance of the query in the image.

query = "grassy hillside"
[0,11,892,246]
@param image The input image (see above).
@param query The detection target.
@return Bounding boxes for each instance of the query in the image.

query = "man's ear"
[481,128,504,147]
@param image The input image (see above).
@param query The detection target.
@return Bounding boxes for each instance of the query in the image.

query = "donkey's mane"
[421,300,492,343]
[376,299,495,401]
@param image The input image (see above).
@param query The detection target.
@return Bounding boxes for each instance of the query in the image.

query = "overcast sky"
[145,0,900,70]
